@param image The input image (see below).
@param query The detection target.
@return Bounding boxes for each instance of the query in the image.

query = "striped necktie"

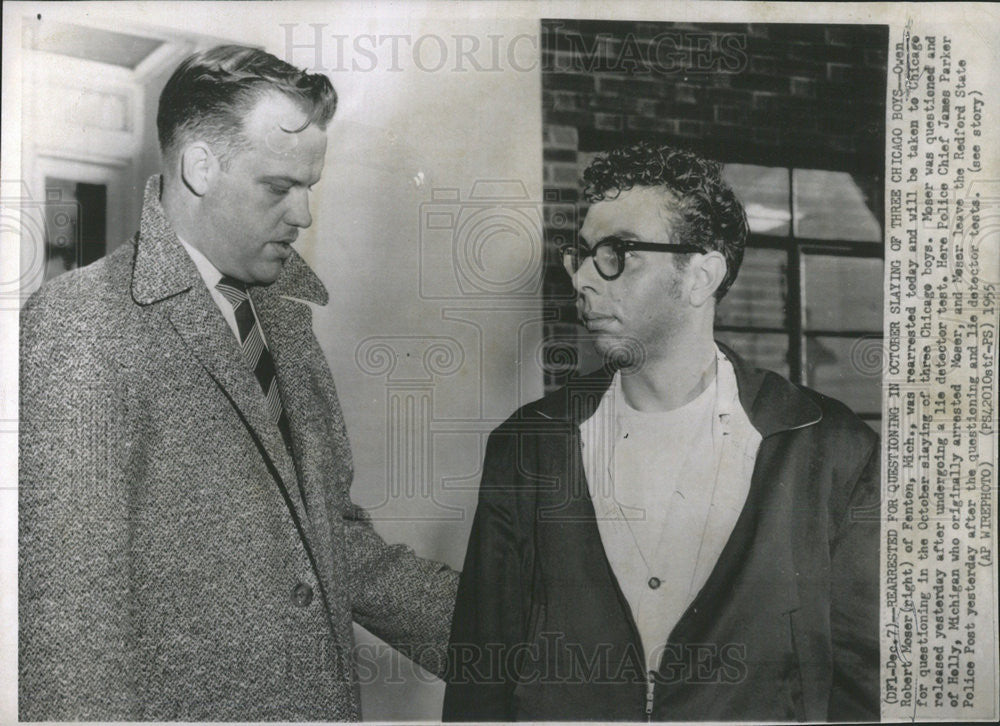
[216,276,295,456]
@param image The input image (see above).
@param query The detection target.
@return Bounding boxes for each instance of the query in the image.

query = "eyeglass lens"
[561,240,622,278]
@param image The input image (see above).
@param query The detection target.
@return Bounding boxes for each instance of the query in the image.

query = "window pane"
[802,254,883,331]
[805,336,882,414]
[722,164,790,236]
[716,247,788,328]
[793,169,882,242]
[717,331,789,378]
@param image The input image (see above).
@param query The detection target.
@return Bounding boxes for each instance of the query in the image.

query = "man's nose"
[571,254,601,293]
[285,189,313,228]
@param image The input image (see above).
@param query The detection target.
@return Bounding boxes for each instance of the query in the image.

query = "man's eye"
[267,184,290,195]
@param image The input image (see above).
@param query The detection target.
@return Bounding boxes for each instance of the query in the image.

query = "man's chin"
[248,261,286,286]
[592,334,648,371]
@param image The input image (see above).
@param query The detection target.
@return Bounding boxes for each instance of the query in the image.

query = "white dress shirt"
[177,237,268,347]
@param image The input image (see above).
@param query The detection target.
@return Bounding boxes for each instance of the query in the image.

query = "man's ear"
[689,251,727,307]
[179,142,217,197]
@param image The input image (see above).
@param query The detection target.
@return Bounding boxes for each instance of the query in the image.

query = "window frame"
[715,166,884,422]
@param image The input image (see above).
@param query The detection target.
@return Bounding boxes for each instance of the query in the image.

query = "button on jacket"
[444,344,879,722]
[19,177,458,721]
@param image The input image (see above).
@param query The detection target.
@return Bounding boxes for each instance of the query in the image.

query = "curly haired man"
[444,142,879,722]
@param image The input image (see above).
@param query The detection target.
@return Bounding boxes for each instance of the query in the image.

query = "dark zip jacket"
[444,344,880,721]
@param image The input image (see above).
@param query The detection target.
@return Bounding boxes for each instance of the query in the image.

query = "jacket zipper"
[576,433,654,721]
[645,673,655,719]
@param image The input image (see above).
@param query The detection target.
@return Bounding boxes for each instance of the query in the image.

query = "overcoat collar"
[130,176,328,307]
[530,340,822,439]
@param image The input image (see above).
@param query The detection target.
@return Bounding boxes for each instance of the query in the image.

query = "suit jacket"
[444,345,880,722]
[19,177,458,721]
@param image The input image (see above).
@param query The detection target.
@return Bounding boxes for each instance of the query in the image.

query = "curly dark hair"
[158,45,337,168]
[582,141,749,300]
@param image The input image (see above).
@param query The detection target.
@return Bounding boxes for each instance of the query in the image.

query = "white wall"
[280,15,544,718]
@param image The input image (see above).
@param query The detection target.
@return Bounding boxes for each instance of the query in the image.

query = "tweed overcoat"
[19,177,458,721]
[444,346,880,722]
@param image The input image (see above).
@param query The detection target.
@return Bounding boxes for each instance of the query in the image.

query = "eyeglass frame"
[559,235,704,281]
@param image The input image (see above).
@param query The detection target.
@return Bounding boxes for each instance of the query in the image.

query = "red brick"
[714,105,744,125]
[546,162,582,186]
[544,90,582,112]
[751,91,777,110]
[749,55,780,76]
[635,98,660,116]
[730,73,790,94]
[544,147,578,163]
[594,113,624,131]
[544,185,580,203]
[544,110,594,129]
[675,83,700,104]
[544,72,596,93]
[826,63,851,83]
[664,102,712,121]
[704,87,754,105]
[790,77,817,98]
[824,27,855,47]
[676,119,705,137]
[626,115,676,134]
[544,125,579,150]
[596,76,671,98]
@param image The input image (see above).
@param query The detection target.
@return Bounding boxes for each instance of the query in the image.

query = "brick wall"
[539,20,889,387]
[541,21,887,171]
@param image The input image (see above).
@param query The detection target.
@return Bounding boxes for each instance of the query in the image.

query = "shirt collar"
[176,236,224,292]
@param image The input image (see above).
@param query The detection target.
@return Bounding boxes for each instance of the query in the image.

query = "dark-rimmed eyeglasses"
[560,236,703,281]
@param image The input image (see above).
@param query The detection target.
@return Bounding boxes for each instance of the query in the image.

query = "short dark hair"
[582,141,749,300]
[157,45,337,167]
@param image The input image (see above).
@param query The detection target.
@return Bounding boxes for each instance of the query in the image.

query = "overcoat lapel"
[253,291,335,549]
[252,264,347,616]
[163,288,309,522]
[130,177,311,528]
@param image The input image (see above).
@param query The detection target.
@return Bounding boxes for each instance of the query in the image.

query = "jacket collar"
[531,339,821,439]
[131,176,328,306]
[718,340,822,437]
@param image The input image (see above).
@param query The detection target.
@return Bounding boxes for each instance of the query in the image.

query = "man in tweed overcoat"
[20,46,458,720]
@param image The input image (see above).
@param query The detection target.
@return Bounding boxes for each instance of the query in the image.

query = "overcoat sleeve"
[443,427,531,721]
[18,296,139,719]
[828,438,881,721]
[341,501,459,679]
